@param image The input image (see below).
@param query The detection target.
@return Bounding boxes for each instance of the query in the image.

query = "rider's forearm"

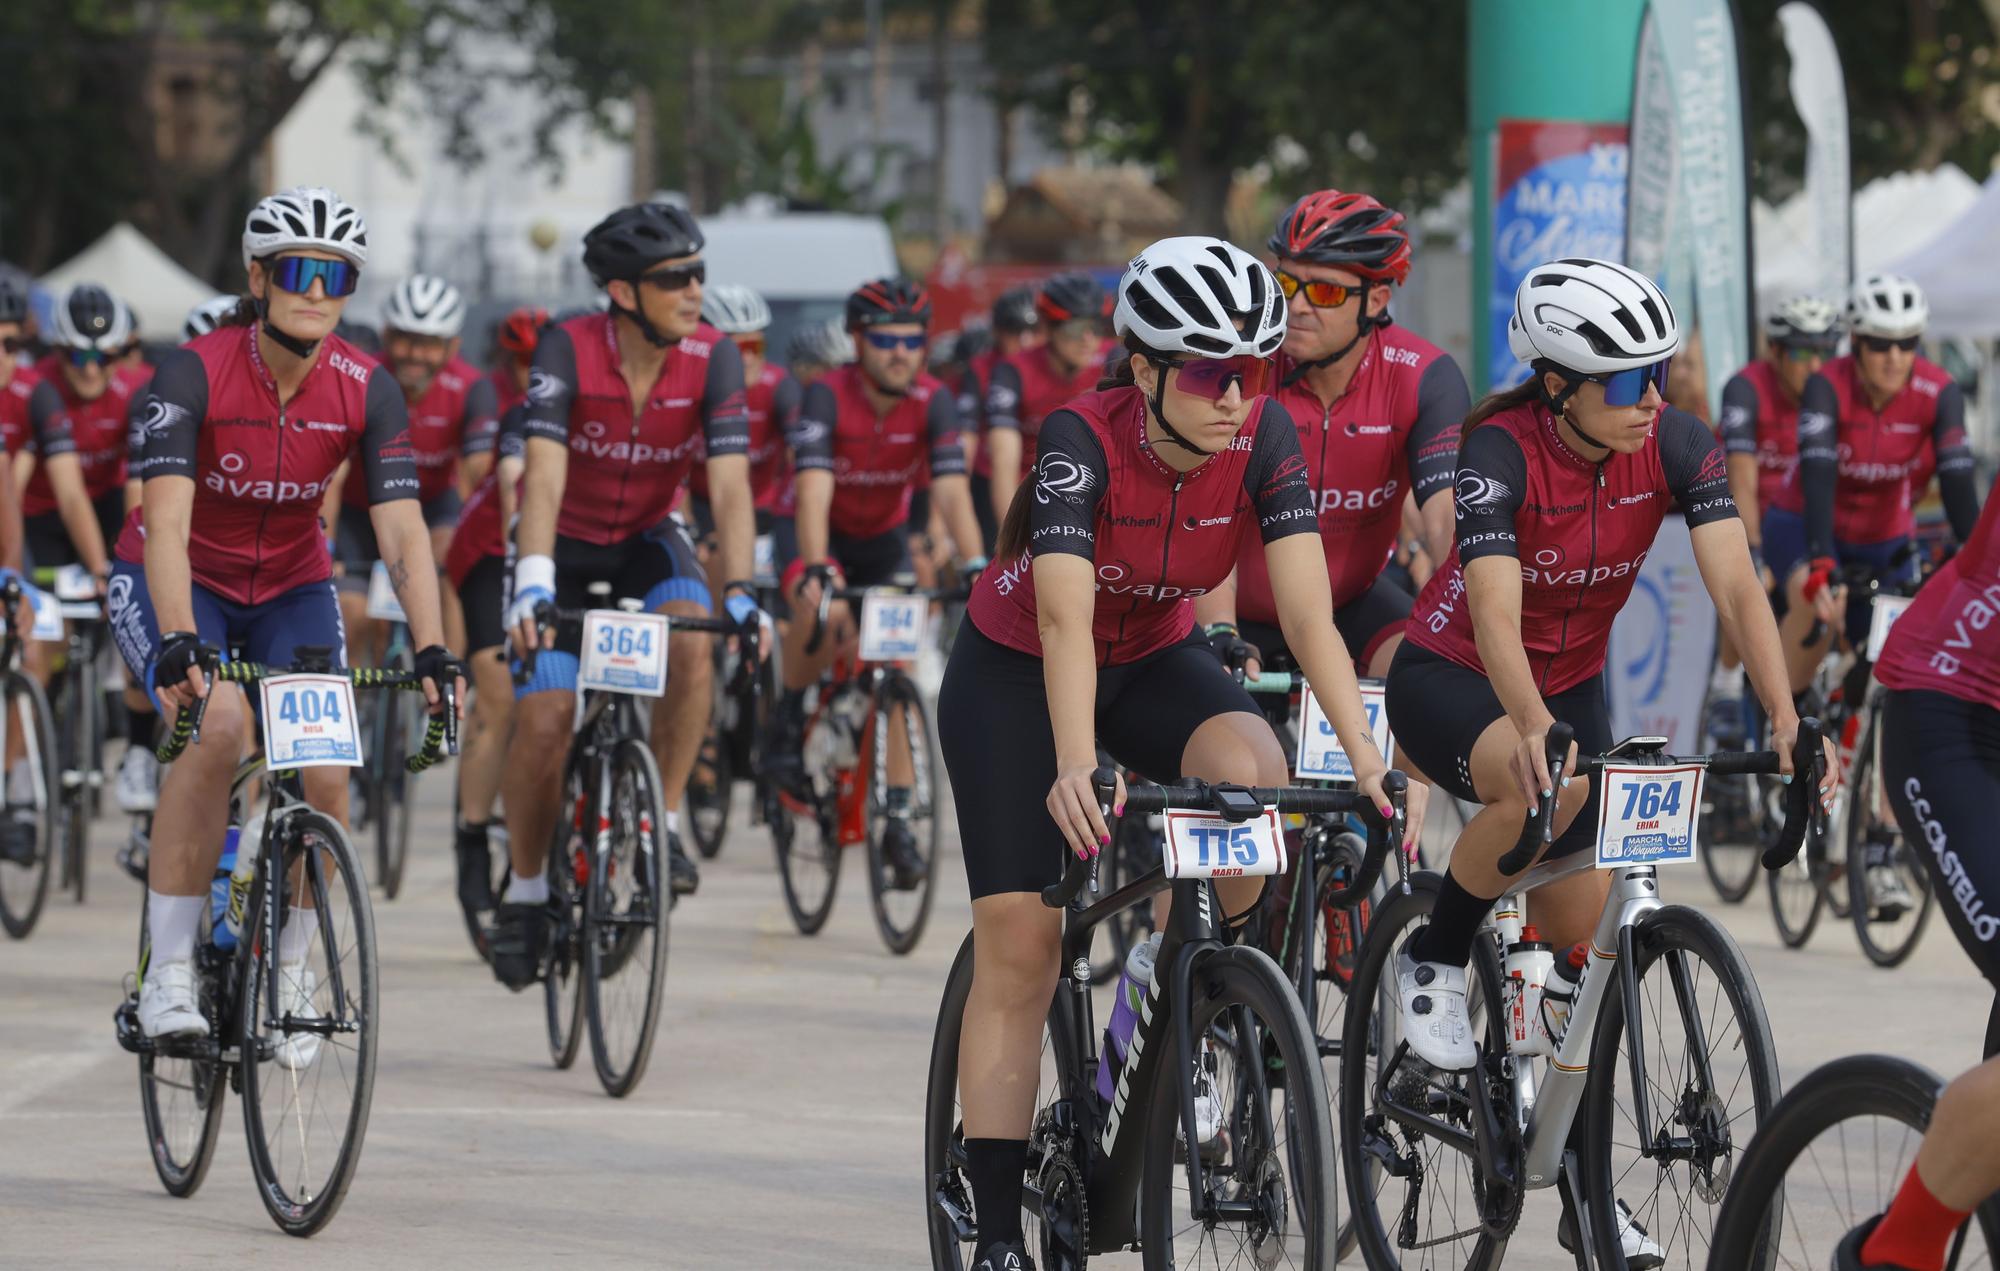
[1191,570,1238,630]
[1471,610,1554,733]
[1717,564,1797,730]
[496,455,523,530]
[49,456,108,573]
[0,482,22,573]
[933,475,983,565]
[794,470,833,566]
[1270,539,1380,768]
[515,438,566,561]
[142,479,198,635]
[1038,613,1100,769]
[1418,491,1454,571]
[706,456,757,587]
[376,504,448,650]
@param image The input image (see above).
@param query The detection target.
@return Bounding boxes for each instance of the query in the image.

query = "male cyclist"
[979,273,1111,542]
[784,317,854,388]
[685,283,801,545]
[961,284,1043,548]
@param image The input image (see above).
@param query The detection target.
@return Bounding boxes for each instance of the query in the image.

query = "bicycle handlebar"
[512,601,756,687]
[157,656,461,771]
[802,574,967,658]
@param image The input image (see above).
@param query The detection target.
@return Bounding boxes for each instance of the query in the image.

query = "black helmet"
[582,202,704,286]
[990,285,1039,334]
[0,265,29,325]
[955,322,994,361]
[1036,272,1110,325]
[846,277,932,329]
[55,283,133,352]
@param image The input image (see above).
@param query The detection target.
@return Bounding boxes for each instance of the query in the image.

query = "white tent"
[38,223,218,340]
[1754,165,1981,315]
[1887,170,2000,339]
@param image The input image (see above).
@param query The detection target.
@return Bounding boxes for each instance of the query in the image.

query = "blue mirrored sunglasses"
[65,346,111,368]
[864,331,926,351]
[1595,357,1671,407]
[268,254,359,298]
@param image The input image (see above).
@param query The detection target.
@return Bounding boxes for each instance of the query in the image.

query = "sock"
[146,890,206,967]
[278,906,319,963]
[7,759,30,804]
[963,1137,1028,1255]
[1708,661,1743,696]
[664,810,680,836]
[504,873,549,905]
[1410,868,1499,969]
[456,819,489,846]
[127,711,155,749]
[1862,1164,1972,1271]
[886,786,912,817]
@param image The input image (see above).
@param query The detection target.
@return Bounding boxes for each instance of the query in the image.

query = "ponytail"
[220,296,258,329]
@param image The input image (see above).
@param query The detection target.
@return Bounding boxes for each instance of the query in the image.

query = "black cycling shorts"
[25,488,125,572]
[512,521,710,697]
[769,522,911,620]
[1241,571,1414,678]
[1882,687,2000,1057]
[336,493,463,590]
[457,553,507,655]
[940,621,1264,900]
[1385,641,1612,859]
[683,496,776,544]
[971,473,999,556]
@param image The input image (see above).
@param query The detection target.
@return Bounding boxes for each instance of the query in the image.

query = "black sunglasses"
[1858,334,1920,354]
[638,262,706,291]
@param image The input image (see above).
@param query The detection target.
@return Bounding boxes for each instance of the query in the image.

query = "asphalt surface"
[0,774,1987,1268]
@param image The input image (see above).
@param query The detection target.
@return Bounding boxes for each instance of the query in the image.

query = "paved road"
[0,778,1985,1268]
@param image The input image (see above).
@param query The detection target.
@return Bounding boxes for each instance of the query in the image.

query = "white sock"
[278,906,319,963]
[664,810,680,836]
[1709,662,1743,695]
[504,873,549,904]
[7,759,31,804]
[146,890,206,967]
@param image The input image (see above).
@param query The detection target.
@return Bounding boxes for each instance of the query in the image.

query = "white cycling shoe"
[138,959,207,1039]
[1396,936,1477,1071]
[1866,864,1915,921]
[273,963,321,1071]
[1558,1198,1664,1268]
[115,746,160,814]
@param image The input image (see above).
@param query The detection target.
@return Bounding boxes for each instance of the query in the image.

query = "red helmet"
[1269,190,1412,285]
[846,277,932,329]
[498,306,549,357]
[1035,271,1111,325]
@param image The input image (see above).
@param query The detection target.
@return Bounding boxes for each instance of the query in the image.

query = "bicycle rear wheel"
[688,722,732,860]
[133,891,226,1197]
[864,672,939,956]
[373,682,416,901]
[0,670,57,939]
[56,664,87,903]
[1846,710,1935,968]
[544,769,585,1070]
[584,737,670,1097]
[773,792,841,937]
[239,810,378,1237]
[1767,843,1827,949]
[1700,772,1767,904]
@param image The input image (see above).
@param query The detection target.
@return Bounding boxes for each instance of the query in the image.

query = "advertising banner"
[1778,1,1853,308]
[1606,515,1716,753]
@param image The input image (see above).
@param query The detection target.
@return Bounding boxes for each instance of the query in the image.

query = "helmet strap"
[1279,289,1392,387]
[611,297,672,349]
[255,296,319,360]
[1143,359,1207,455]
[1535,362,1613,454]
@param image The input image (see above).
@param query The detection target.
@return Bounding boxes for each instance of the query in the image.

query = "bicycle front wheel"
[864,672,939,956]
[1139,943,1339,1269]
[1767,839,1827,949]
[0,669,57,939]
[239,810,378,1237]
[773,791,841,937]
[1845,709,1935,968]
[373,683,417,900]
[56,664,88,903]
[134,891,226,1197]
[584,737,671,1097]
[545,767,586,1070]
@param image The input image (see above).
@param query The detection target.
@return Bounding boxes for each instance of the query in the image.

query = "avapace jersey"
[966,386,1317,665]
[1718,359,1800,517]
[521,313,748,545]
[489,365,528,416]
[22,359,149,514]
[688,360,802,512]
[445,402,528,586]
[0,364,76,462]
[114,327,418,604]
[1407,402,1737,695]
[957,347,1000,433]
[1769,354,1978,552]
[1875,487,2000,711]
[976,341,1110,480]
[789,363,965,539]
[344,355,497,507]
[1233,327,1468,622]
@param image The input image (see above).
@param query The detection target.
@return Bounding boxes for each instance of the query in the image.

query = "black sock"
[127,711,154,749]
[963,1137,1028,1255]
[1411,868,1499,968]
[456,819,488,845]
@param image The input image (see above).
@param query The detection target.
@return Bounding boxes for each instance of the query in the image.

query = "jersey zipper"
[611,411,640,542]
[1544,462,1604,693]
[251,404,284,605]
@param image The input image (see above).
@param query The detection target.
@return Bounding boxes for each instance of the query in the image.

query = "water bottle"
[1096,932,1162,1102]
[222,811,264,946]
[210,827,240,949]
[1540,941,1589,1051]
[1504,926,1554,1058]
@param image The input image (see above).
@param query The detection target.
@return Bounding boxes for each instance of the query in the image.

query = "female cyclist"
[939,236,1399,1271]
[108,186,462,1040]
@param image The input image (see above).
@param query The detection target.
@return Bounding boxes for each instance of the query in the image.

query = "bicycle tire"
[1767,841,1827,949]
[0,670,57,939]
[864,672,939,956]
[773,791,841,937]
[544,768,586,1070]
[688,721,732,860]
[584,737,671,1097]
[1581,903,1781,1270]
[239,809,378,1237]
[134,890,226,1198]
[1845,708,1935,968]
[1139,943,1339,1269]
[374,687,414,900]
[1700,775,1765,904]
[57,664,87,903]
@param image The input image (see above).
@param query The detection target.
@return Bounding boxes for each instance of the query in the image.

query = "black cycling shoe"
[667,832,699,899]
[0,808,38,866]
[972,1240,1034,1271]
[881,817,928,890]
[1835,1216,1917,1270]
[756,700,813,801]
[455,824,495,914]
[489,902,551,992]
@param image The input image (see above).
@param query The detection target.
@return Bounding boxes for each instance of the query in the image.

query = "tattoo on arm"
[387,558,411,599]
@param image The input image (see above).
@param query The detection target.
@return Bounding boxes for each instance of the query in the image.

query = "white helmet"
[700,283,772,334]
[53,284,134,353]
[1848,273,1928,340]
[787,316,854,369]
[1113,236,1287,359]
[383,274,466,339]
[241,186,369,270]
[1765,294,1843,347]
[1508,257,1679,375]
[182,295,241,343]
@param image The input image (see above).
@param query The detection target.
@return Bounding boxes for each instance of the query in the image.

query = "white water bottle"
[1504,926,1555,1058]
[222,810,265,944]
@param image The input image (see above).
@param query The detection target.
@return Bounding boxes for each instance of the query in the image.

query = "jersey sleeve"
[925,386,967,480]
[360,366,422,504]
[1408,354,1471,505]
[1025,410,1109,560]
[1659,406,1739,527]
[26,380,76,459]
[701,335,750,458]
[1932,380,1980,542]
[124,388,152,471]
[130,348,206,480]
[1454,423,1529,563]
[457,375,502,457]
[495,402,528,461]
[1796,372,1839,557]
[984,360,1024,432]
[771,372,803,430]
[520,325,578,446]
[955,366,984,426]
[1718,373,1761,456]
[1242,398,1317,543]
[789,381,837,474]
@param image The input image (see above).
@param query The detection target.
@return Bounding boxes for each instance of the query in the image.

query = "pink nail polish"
[1114,804,1125,817]
[1380,805,1394,817]
[1099,833,1111,847]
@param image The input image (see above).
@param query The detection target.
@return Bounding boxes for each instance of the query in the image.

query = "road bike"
[36,564,115,904]
[0,575,58,939]
[350,608,425,899]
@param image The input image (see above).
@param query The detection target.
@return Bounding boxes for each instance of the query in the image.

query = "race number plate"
[365,560,408,623]
[1162,805,1287,880]
[259,674,363,769]
[1295,680,1393,783]
[858,592,926,662]
[1595,763,1704,868]
[753,533,777,583]
[1865,593,1915,662]
[51,564,96,601]
[25,587,63,641]
[579,610,669,697]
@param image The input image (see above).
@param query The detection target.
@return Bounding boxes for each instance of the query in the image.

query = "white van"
[697,209,898,357]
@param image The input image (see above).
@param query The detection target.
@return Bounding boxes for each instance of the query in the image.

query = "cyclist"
[938,236,1397,1271]
[685,282,800,545]
[491,305,547,412]
[181,295,240,344]
[0,270,49,857]
[784,316,854,388]
[23,284,141,587]
[1194,189,1468,682]
[107,186,459,1040]
[493,201,763,990]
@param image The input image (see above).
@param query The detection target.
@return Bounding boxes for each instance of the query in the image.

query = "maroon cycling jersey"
[1233,327,1468,622]
[1771,355,1977,552]
[975,341,1109,480]
[344,355,497,507]
[0,363,75,462]
[687,360,802,512]
[520,312,748,546]
[114,327,418,604]
[789,363,966,539]
[22,359,147,514]
[1407,402,1737,695]
[1718,359,1799,517]
[966,386,1317,665]
[1876,491,2000,711]
[445,402,528,587]
[957,348,999,432]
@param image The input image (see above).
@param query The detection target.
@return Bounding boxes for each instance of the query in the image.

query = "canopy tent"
[1887,170,2000,340]
[1754,165,1981,317]
[36,223,219,340]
